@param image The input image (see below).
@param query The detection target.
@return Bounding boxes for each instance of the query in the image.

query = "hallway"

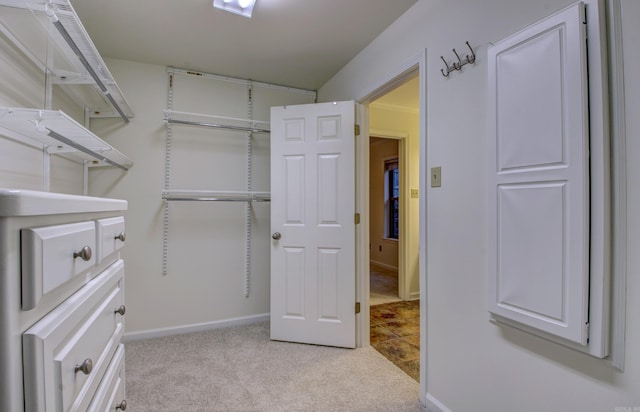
[370,265,420,381]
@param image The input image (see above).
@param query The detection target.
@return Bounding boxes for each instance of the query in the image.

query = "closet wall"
[89,59,315,337]
[0,20,319,336]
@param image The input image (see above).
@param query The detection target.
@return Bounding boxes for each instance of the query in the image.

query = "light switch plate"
[411,189,419,198]
[431,166,442,187]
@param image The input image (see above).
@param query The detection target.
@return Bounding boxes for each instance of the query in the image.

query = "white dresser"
[0,189,128,411]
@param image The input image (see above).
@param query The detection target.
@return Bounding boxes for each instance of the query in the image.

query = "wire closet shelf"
[0,0,134,121]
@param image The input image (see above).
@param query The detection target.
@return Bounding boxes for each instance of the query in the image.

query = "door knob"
[272,232,281,240]
[114,305,126,316]
[74,358,93,375]
[73,246,92,261]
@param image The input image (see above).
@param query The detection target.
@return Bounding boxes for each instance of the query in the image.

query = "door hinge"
[585,322,590,343]
[355,302,361,314]
[355,213,360,225]
[354,124,360,136]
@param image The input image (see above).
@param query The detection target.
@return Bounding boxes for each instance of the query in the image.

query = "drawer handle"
[114,305,126,316]
[74,358,93,375]
[73,246,92,261]
[115,232,126,242]
[116,400,127,410]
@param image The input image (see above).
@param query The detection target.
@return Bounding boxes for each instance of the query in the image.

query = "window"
[384,159,399,239]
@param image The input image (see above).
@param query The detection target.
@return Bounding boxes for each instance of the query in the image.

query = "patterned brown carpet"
[370,300,420,381]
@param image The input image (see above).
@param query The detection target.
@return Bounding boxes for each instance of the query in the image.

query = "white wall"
[319,0,640,410]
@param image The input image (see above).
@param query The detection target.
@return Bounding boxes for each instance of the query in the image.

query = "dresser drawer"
[22,221,97,310]
[23,260,125,412]
[96,217,126,265]
[88,344,126,412]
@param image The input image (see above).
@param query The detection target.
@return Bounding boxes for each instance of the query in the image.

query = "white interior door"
[487,2,590,345]
[270,101,356,348]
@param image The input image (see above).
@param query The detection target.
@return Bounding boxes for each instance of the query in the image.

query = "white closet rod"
[165,118,270,134]
[163,110,271,134]
[162,190,270,202]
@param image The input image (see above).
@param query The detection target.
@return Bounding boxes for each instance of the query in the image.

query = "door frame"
[355,49,427,398]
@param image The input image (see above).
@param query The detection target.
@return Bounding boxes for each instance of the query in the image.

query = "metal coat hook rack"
[441,41,476,77]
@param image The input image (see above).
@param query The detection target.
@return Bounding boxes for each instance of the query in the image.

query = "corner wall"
[88,59,316,337]
[319,0,640,410]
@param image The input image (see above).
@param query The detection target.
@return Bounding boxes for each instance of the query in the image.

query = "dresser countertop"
[0,189,127,217]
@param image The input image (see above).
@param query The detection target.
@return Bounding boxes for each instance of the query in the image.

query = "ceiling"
[70,0,418,92]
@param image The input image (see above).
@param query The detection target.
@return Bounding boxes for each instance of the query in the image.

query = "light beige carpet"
[125,322,426,411]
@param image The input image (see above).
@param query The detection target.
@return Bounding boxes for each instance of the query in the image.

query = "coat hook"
[465,41,476,64]
[452,48,463,70]
[440,41,476,78]
[440,56,451,77]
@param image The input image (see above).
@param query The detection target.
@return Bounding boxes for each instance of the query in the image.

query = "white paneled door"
[270,101,356,348]
[487,3,590,345]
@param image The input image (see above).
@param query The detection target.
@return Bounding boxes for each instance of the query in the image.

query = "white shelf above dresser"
[0,108,132,170]
[0,188,127,215]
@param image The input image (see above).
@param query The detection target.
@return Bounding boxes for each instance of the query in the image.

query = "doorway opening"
[370,137,401,305]
[367,73,420,381]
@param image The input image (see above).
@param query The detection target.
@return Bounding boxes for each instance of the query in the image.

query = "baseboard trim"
[425,393,452,412]
[370,260,398,272]
[122,313,270,343]
[409,291,420,300]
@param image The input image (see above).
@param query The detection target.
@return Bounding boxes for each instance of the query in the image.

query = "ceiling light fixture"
[213,0,257,18]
